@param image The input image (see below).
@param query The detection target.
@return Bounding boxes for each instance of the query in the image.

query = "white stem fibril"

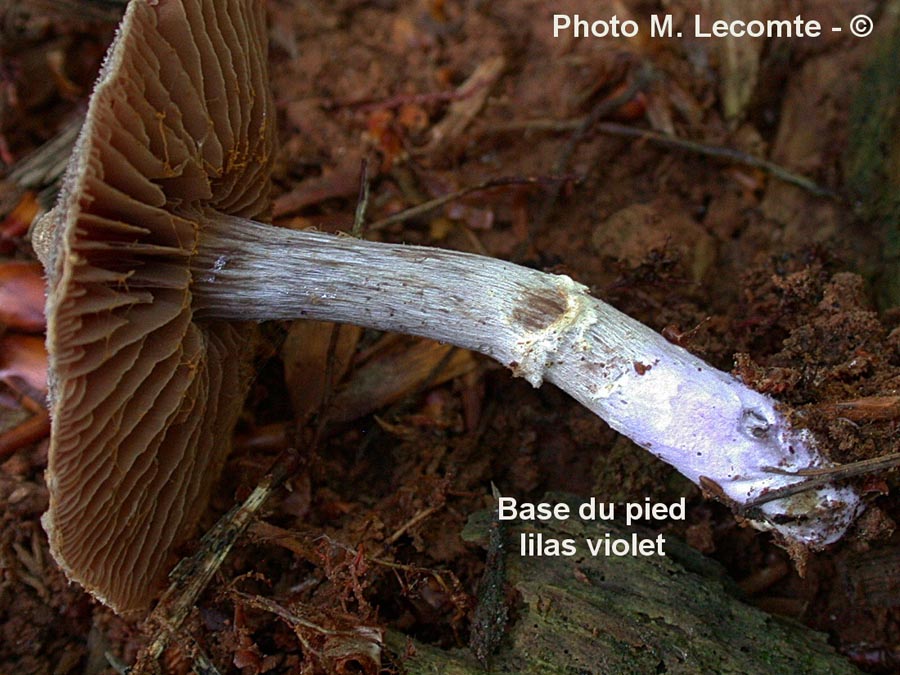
[192,214,862,547]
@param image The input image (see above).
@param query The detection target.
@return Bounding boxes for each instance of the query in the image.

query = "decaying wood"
[385,495,863,675]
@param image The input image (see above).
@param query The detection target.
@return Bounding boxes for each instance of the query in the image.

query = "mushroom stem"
[192,214,861,548]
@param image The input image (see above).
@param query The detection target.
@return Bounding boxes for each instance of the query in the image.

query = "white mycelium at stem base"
[192,214,862,547]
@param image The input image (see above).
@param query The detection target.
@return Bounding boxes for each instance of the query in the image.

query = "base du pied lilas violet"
[191,214,862,548]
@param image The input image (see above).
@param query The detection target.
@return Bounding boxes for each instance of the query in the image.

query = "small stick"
[593,122,838,198]
[367,175,568,232]
[385,502,445,546]
[131,450,301,673]
[183,634,221,675]
[551,71,653,178]
[469,484,509,668]
[482,119,835,198]
[815,396,900,422]
[537,71,653,226]
[764,452,900,480]
[744,452,900,509]
[0,408,50,459]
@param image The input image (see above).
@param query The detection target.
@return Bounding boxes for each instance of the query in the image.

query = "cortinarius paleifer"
[33,0,861,615]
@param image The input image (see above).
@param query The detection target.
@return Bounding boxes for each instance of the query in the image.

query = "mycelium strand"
[191,213,862,547]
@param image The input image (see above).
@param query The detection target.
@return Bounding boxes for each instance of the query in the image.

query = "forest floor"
[1,1,898,673]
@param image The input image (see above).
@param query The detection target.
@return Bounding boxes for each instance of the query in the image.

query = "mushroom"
[32,0,267,615]
[33,0,861,615]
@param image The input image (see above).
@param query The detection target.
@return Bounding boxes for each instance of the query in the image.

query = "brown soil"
[1,1,898,673]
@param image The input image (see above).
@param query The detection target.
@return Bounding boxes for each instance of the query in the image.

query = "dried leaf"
[366,109,406,168]
[273,157,364,218]
[0,261,46,332]
[282,320,361,422]
[1,192,40,253]
[0,333,48,398]
[330,337,475,424]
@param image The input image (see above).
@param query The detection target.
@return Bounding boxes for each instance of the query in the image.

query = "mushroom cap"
[32,0,274,615]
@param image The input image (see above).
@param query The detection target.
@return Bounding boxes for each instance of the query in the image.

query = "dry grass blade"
[593,122,838,198]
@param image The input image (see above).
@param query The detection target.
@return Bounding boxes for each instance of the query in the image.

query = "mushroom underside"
[37,0,273,615]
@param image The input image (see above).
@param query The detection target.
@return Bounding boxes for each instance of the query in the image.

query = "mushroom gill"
[34,0,272,615]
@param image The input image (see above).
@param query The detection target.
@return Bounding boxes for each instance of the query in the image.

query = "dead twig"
[551,70,654,179]
[0,408,50,459]
[815,396,900,422]
[744,452,900,509]
[385,502,445,546]
[484,116,836,199]
[421,56,505,154]
[592,122,838,198]
[469,484,509,668]
[367,175,569,232]
[536,68,655,227]
[131,449,302,674]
